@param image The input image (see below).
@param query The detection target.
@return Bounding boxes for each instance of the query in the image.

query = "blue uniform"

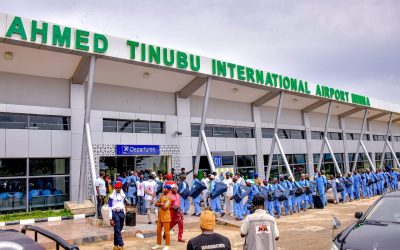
[271,183,283,217]
[353,174,361,200]
[290,181,302,213]
[233,183,244,219]
[191,179,202,215]
[280,180,292,215]
[127,175,138,205]
[244,184,259,215]
[338,177,347,203]
[361,173,369,198]
[298,179,309,210]
[178,181,190,214]
[315,175,327,207]
[392,171,399,190]
[307,180,316,208]
[346,176,354,201]
[210,180,223,213]
[368,173,375,196]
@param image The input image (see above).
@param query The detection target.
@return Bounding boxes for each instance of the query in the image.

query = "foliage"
[0,209,72,222]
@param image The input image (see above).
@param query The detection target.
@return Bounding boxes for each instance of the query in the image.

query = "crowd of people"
[97,166,399,250]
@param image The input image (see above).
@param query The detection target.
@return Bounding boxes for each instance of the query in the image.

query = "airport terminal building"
[0,13,400,213]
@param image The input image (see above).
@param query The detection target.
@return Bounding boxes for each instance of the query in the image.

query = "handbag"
[210,182,228,199]
[178,182,190,199]
[190,181,207,198]
[337,183,344,192]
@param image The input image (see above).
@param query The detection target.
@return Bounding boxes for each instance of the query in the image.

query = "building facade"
[0,13,399,213]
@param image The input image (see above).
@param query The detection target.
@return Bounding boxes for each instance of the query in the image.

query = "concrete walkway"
[0,209,201,249]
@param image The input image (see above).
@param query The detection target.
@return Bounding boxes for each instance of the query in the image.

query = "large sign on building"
[2,12,396,111]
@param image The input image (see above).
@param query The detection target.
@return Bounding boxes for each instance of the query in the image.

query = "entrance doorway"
[99,156,170,179]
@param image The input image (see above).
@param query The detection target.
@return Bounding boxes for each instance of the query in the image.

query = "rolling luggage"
[210,182,228,199]
[190,181,207,198]
[312,195,323,209]
[125,211,136,226]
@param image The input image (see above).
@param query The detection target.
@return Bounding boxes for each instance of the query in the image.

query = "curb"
[0,214,95,227]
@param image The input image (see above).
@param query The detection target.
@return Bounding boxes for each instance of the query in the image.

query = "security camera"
[175,131,183,136]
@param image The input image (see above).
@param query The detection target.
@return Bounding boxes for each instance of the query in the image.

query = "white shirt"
[108,190,126,218]
[223,178,233,196]
[95,177,107,196]
[136,181,145,196]
[143,179,157,200]
[241,209,280,238]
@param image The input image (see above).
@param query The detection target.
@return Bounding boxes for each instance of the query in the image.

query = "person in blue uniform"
[306,174,315,209]
[337,174,347,203]
[271,178,283,218]
[391,169,399,191]
[352,170,361,200]
[367,169,375,197]
[360,169,368,198]
[279,175,292,215]
[209,175,225,217]
[260,179,273,216]
[315,171,327,208]
[178,174,190,215]
[191,173,202,216]
[244,179,259,215]
[298,174,309,211]
[232,176,244,221]
[288,176,302,213]
[345,172,354,202]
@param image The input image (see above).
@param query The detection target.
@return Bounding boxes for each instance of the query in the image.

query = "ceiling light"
[142,72,150,79]
[232,87,239,94]
[292,98,298,103]
[3,51,13,61]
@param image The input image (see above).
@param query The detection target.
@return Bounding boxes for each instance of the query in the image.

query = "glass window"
[103,119,117,132]
[373,135,385,141]
[0,113,28,129]
[363,134,370,141]
[118,120,133,133]
[221,156,234,166]
[235,127,254,138]
[150,122,164,134]
[311,131,323,139]
[134,121,149,133]
[0,159,26,177]
[278,129,290,139]
[290,130,305,139]
[28,176,70,210]
[191,125,200,137]
[29,115,70,130]
[213,126,234,138]
[262,128,274,138]
[29,159,69,176]
[0,178,26,212]
[236,155,256,167]
[329,132,342,140]
[365,196,400,223]
[205,126,213,137]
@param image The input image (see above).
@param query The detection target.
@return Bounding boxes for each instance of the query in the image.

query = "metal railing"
[21,225,79,250]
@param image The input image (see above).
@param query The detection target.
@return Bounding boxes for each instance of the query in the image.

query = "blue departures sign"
[116,145,160,155]
[213,155,222,167]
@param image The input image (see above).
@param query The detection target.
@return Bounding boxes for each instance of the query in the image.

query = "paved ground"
[80,196,378,250]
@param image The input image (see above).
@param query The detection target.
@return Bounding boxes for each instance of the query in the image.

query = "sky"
[1,0,399,103]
